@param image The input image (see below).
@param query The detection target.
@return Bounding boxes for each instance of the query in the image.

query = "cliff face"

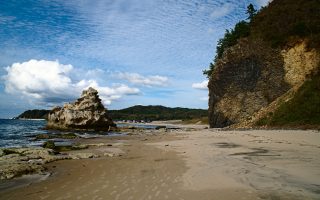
[208,39,290,127]
[47,87,115,130]
[209,40,319,128]
[208,0,320,128]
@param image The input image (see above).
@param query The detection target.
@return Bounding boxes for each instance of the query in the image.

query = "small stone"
[104,153,114,157]
[42,141,56,149]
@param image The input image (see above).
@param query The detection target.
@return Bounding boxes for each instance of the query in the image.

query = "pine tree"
[246,4,257,20]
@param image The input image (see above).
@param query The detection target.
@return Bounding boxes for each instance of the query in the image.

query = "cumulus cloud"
[117,72,168,87]
[3,59,139,106]
[192,80,208,90]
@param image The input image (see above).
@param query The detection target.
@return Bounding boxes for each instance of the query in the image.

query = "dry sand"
[0,127,319,200]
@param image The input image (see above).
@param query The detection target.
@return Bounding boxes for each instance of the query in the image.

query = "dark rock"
[42,141,55,149]
[35,133,78,140]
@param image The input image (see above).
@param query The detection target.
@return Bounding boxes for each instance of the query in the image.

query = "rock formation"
[208,39,291,127]
[208,0,320,128]
[47,87,115,130]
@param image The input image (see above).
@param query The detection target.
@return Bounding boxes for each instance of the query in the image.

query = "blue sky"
[0,0,269,118]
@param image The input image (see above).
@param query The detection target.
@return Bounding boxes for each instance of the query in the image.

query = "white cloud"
[117,72,168,87]
[192,80,208,90]
[210,3,234,20]
[3,59,139,107]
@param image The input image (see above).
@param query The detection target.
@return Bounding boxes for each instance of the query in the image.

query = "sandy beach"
[0,127,319,200]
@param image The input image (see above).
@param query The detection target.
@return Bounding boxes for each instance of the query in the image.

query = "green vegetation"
[17,106,207,122]
[252,0,320,48]
[204,0,320,77]
[109,105,207,121]
[203,4,253,78]
[246,4,257,20]
[15,109,49,119]
[256,73,320,127]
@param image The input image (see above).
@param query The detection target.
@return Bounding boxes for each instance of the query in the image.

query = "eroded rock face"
[47,87,115,130]
[208,38,320,128]
[208,39,290,128]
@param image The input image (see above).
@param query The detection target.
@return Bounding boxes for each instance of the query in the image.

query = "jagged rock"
[47,87,115,131]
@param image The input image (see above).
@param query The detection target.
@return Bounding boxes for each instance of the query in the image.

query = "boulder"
[47,87,115,131]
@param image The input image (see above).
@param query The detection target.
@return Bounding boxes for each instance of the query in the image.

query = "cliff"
[208,0,320,128]
[47,87,115,131]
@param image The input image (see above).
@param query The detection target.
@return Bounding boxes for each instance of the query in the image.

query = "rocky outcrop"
[208,0,320,128]
[0,147,99,180]
[208,39,290,127]
[282,41,320,87]
[209,39,319,128]
[47,87,115,131]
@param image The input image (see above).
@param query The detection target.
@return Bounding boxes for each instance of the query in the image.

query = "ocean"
[0,119,48,148]
[0,119,162,148]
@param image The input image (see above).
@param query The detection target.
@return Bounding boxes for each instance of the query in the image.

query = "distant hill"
[16,106,208,121]
[109,105,208,121]
[15,109,50,119]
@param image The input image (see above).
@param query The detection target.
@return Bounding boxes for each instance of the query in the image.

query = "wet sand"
[0,128,319,200]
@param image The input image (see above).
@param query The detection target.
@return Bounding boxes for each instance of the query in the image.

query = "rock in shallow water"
[0,147,99,180]
[46,87,115,131]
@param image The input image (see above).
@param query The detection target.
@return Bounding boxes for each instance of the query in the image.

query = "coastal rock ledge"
[47,87,115,131]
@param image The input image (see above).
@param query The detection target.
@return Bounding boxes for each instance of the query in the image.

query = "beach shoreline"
[0,126,319,200]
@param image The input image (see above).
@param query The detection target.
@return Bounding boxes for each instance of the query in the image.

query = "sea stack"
[47,87,115,131]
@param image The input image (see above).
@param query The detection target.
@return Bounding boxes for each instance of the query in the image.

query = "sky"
[0,0,270,118]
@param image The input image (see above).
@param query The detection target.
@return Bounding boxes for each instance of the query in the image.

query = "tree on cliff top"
[203,5,255,78]
[246,4,257,20]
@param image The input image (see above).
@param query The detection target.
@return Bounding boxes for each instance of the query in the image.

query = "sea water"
[0,119,162,148]
[0,119,48,148]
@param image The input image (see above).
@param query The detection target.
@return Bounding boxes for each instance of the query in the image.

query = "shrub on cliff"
[203,5,253,78]
[256,72,320,127]
[204,0,320,78]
